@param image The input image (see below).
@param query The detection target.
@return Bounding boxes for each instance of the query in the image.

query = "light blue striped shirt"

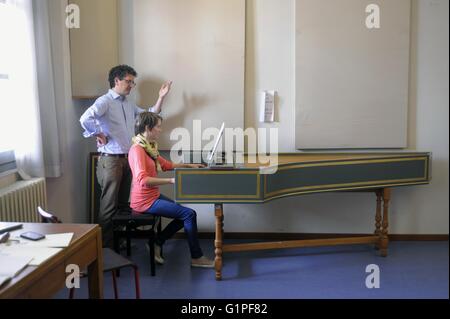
[80,89,156,154]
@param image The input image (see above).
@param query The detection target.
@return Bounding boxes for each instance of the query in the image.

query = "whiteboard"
[119,0,245,150]
[295,0,410,149]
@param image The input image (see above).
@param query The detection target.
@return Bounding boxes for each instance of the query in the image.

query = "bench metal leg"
[149,231,156,276]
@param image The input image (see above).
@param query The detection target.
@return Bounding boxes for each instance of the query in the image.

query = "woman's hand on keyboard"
[186,164,206,169]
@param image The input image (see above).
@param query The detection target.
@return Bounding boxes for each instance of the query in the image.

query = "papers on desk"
[0,233,73,267]
[0,254,32,287]
[0,246,62,266]
[12,233,74,247]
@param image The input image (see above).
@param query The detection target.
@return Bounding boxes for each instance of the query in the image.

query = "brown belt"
[100,153,128,158]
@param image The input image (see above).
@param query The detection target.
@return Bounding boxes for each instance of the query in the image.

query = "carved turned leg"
[214,204,224,280]
[374,189,383,250]
[380,188,391,257]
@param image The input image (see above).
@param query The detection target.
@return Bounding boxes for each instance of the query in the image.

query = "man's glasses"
[123,79,136,86]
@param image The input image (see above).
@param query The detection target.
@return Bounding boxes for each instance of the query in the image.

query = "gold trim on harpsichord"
[174,154,429,203]
[264,177,429,198]
[175,181,430,204]
[263,156,429,198]
[243,152,429,167]
[264,181,430,202]
[177,170,261,199]
[272,156,429,171]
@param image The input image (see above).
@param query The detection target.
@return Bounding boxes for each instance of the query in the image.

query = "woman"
[128,112,214,268]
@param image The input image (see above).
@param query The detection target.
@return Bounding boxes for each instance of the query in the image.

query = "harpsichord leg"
[380,188,391,257]
[374,189,383,250]
[214,203,224,280]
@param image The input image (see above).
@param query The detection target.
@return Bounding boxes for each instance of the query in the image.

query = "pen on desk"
[0,231,10,243]
[0,232,21,245]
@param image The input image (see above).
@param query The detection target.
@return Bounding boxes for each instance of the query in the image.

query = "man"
[80,64,172,247]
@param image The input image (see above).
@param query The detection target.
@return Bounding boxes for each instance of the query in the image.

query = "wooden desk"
[174,152,431,280]
[0,223,103,299]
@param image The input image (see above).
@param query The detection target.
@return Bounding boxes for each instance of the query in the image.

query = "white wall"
[193,0,449,235]
[396,0,449,233]
[46,0,448,234]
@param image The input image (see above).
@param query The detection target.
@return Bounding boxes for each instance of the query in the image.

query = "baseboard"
[173,232,449,241]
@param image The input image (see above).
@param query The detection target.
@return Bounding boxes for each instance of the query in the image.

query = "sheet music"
[260,90,275,123]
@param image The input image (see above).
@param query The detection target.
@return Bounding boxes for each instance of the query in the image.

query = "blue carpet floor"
[54,239,448,299]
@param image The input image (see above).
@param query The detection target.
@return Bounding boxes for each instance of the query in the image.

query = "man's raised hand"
[159,81,173,99]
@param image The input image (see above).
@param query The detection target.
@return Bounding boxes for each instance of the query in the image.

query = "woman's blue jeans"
[145,194,203,259]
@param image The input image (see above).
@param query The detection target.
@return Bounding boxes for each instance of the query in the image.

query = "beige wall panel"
[295,0,410,149]
[69,0,118,98]
[128,0,245,150]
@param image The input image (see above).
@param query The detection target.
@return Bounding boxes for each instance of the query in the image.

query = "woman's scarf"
[132,134,162,172]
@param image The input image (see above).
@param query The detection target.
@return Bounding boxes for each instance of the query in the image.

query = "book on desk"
[0,223,23,234]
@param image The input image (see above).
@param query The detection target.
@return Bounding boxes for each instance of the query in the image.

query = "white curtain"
[0,0,61,177]
[33,0,61,178]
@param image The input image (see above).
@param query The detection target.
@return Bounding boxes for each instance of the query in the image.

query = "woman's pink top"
[128,144,174,212]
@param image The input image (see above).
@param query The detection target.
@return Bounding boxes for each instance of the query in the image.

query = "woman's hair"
[135,112,163,135]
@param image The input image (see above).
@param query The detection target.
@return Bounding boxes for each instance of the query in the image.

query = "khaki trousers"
[96,156,131,247]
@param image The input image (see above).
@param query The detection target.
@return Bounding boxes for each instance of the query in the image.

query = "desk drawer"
[66,236,97,268]
[16,263,66,299]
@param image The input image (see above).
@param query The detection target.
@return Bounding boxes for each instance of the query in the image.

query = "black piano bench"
[112,209,161,276]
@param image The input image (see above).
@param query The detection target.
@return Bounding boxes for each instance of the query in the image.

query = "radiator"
[0,177,47,222]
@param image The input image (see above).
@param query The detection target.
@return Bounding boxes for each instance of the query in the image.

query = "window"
[0,1,39,154]
[0,2,16,152]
